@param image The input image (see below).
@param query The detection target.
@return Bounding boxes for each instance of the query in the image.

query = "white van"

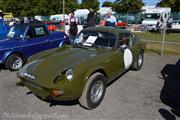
[142,7,171,30]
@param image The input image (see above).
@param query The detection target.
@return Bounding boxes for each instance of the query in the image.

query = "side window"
[118,33,133,48]
[118,33,129,48]
[26,26,35,38]
[0,20,5,30]
[34,26,45,37]
[128,34,133,48]
[108,33,116,47]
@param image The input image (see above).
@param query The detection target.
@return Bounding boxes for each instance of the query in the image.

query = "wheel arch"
[2,51,24,64]
[85,67,108,84]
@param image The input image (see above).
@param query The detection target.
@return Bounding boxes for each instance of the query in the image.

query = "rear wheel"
[131,51,144,71]
[5,54,23,71]
[79,73,106,110]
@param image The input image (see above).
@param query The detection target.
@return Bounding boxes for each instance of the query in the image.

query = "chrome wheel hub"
[90,80,104,103]
[10,56,23,70]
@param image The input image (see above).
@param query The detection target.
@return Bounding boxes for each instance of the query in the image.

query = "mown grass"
[134,32,180,56]
[145,42,180,56]
[135,32,180,42]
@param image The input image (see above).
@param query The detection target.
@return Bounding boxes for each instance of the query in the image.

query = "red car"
[116,20,128,27]
[99,20,128,28]
[44,21,61,31]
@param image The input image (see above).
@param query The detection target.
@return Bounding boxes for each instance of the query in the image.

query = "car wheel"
[131,51,144,71]
[5,54,23,71]
[79,73,106,110]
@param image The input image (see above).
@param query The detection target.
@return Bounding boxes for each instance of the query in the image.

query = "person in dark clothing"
[68,13,78,42]
[0,10,4,19]
[87,8,97,27]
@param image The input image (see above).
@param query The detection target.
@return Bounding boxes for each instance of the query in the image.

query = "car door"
[118,33,134,71]
[21,25,50,57]
[98,32,124,81]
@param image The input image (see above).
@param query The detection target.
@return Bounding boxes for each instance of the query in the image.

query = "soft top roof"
[82,27,131,34]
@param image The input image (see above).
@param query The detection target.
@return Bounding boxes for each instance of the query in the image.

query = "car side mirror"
[119,45,127,51]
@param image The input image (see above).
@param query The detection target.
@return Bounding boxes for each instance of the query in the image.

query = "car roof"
[14,22,45,27]
[82,27,131,35]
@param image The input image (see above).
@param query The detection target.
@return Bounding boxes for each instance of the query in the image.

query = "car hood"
[19,46,99,87]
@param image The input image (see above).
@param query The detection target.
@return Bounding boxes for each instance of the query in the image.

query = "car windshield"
[145,13,160,20]
[7,25,26,39]
[74,31,116,48]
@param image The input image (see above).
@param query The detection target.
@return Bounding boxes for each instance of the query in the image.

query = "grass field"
[134,32,180,56]
[135,32,180,42]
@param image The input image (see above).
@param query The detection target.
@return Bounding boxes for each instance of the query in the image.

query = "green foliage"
[112,0,144,13]
[158,0,180,12]
[102,1,113,7]
[0,0,78,17]
[80,0,100,11]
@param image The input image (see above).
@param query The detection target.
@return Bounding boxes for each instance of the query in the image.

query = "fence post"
[161,28,166,56]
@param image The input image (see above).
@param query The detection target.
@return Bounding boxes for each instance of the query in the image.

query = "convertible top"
[82,27,131,34]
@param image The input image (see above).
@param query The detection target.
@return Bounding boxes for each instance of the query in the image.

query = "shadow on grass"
[160,59,180,118]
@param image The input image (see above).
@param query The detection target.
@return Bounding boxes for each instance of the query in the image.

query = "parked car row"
[15,26,145,109]
[0,22,70,71]
[1,20,145,109]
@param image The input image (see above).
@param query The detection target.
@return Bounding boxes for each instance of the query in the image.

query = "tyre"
[5,54,23,71]
[79,73,106,110]
[131,51,144,71]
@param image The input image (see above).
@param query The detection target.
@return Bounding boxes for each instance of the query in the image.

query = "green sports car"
[17,27,145,109]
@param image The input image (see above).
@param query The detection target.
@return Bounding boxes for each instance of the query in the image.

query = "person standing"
[0,10,4,19]
[105,11,117,27]
[68,13,78,41]
[87,8,97,27]
[156,17,163,34]
[24,16,29,23]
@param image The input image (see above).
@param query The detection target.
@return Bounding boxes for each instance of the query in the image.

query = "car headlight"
[65,69,74,81]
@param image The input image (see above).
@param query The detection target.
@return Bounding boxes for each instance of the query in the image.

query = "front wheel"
[131,51,144,71]
[79,73,106,110]
[5,54,23,71]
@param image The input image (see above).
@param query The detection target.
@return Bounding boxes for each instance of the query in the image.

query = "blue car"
[0,19,9,39]
[0,22,70,71]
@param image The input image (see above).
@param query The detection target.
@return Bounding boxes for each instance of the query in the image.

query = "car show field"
[0,0,180,119]
[1,54,179,120]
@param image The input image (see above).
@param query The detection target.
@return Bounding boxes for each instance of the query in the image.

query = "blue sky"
[78,0,160,6]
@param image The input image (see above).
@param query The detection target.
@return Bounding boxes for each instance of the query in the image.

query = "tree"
[65,0,79,13]
[102,1,113,7]
[112,0,144,13]
[80,0,100,11]
[0,0,79,17]
[157,0,180,12]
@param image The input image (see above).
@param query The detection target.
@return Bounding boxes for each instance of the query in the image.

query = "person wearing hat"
[87,8,97,27]
[105,11,117,27]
